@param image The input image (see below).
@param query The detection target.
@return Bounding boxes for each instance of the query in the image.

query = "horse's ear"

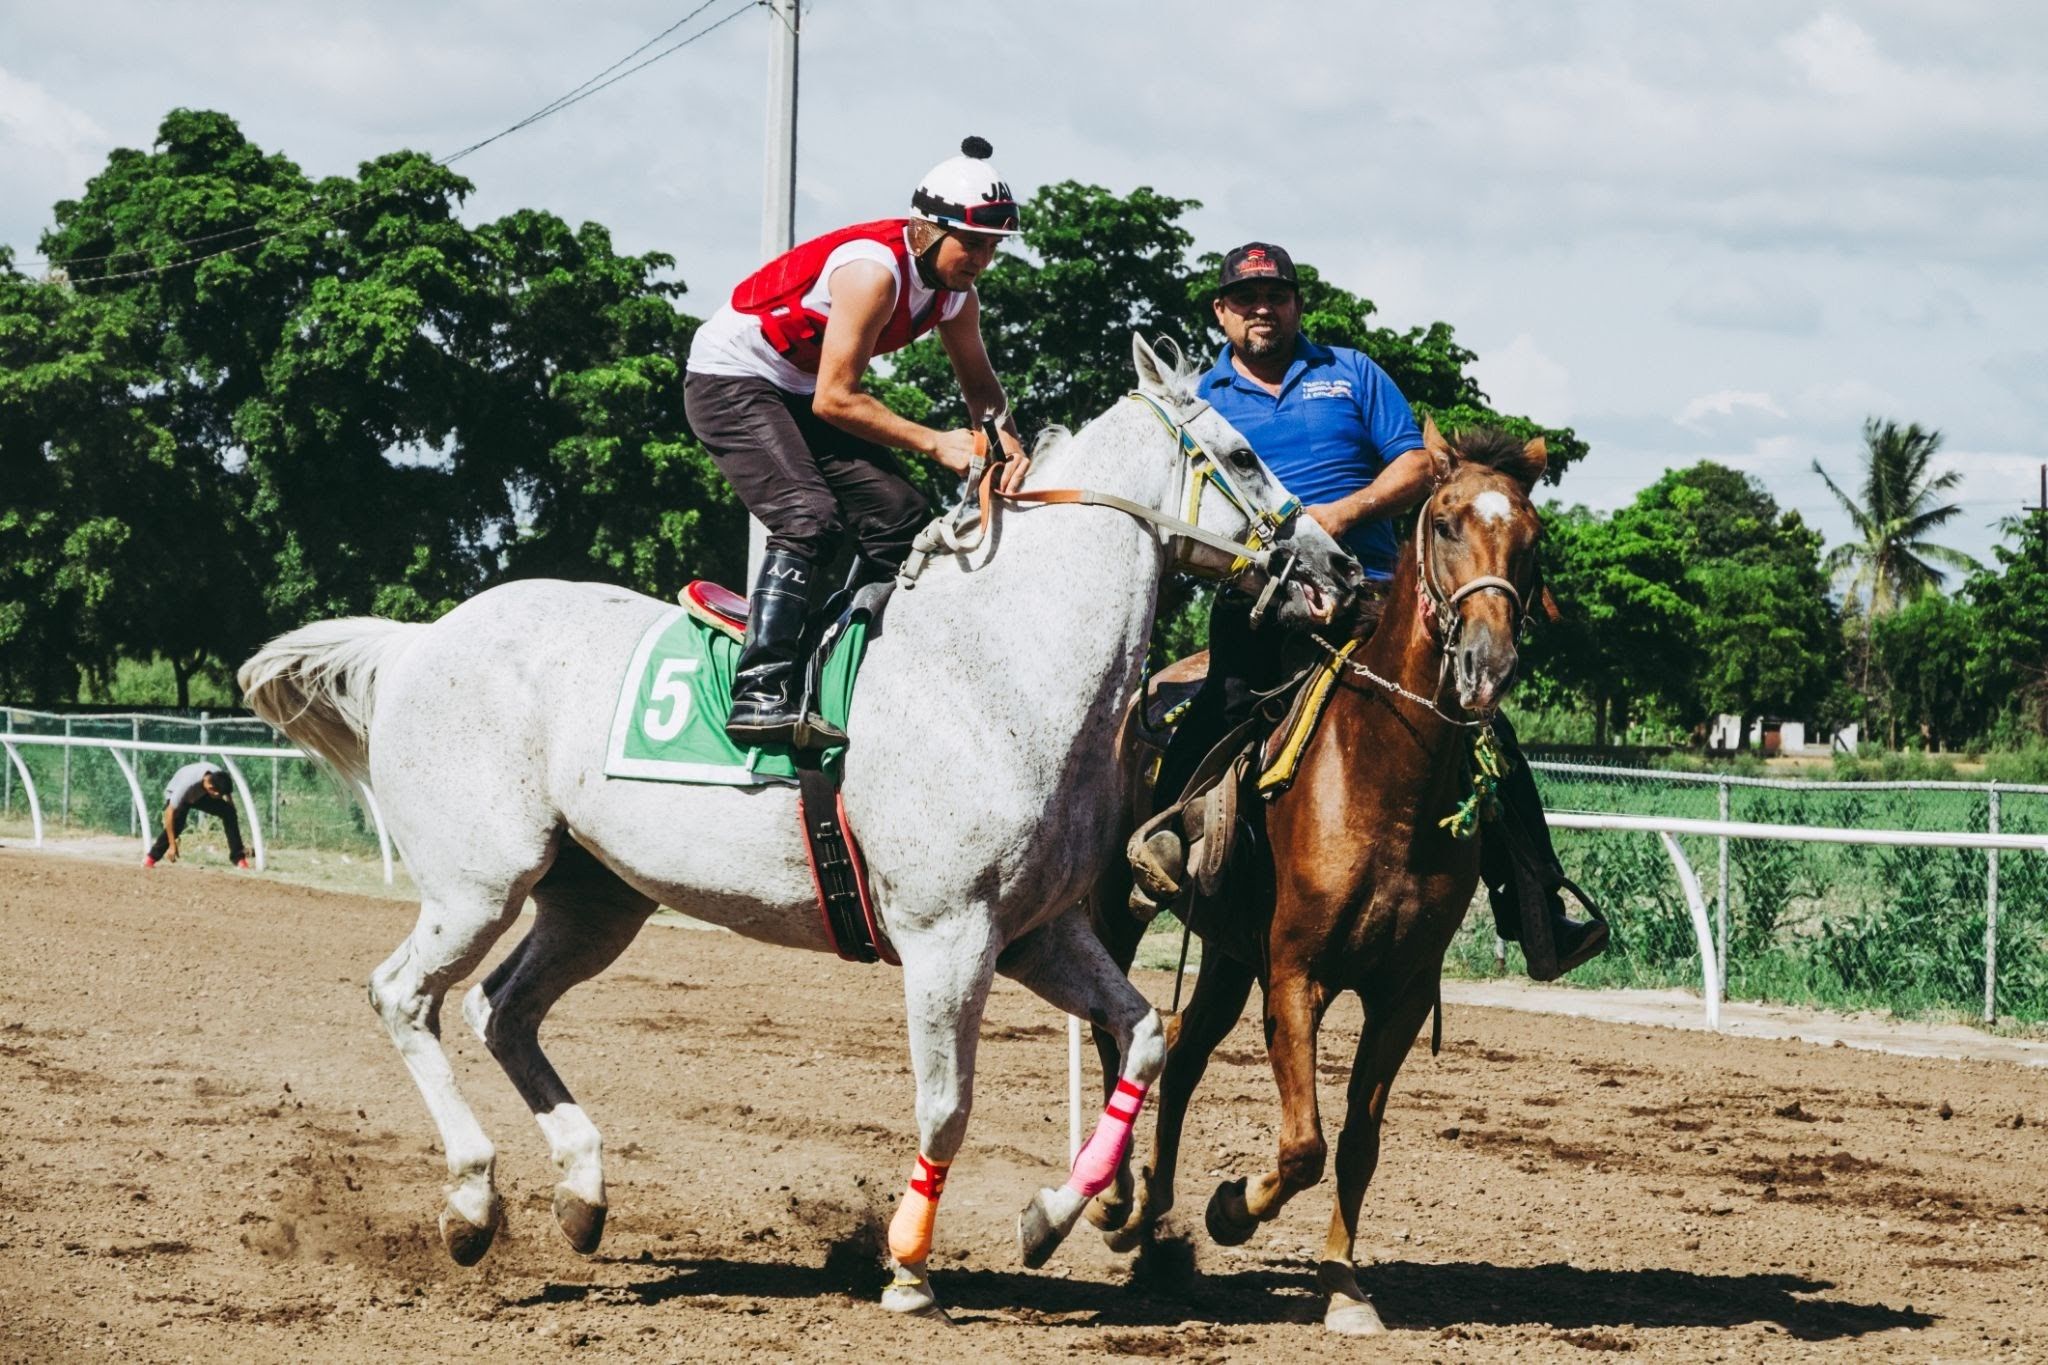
[1131,333,1171,396]
[1422,415,1456,484]
[1517,435,1549,490]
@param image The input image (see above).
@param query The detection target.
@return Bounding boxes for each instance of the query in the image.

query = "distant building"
[1708,715,1858,756]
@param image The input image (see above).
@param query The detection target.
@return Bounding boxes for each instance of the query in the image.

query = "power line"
[27,0,763,283]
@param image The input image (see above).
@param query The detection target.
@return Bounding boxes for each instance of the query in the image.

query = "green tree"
[1520,503,1697,744]
[1966,510,2048,739]
[1814,418,1978,616]
[17,108,737,703]
[1619,464,1839,747]
[1869,592,1986,750]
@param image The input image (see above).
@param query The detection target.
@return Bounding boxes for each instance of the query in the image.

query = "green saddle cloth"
[602,606,867,786]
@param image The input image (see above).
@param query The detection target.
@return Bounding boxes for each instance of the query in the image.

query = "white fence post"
[2,709,12,814]
[1716,778,1731,965]
[1985,784,2000,1026]
[128,718,140,835]
[217,755,266,871]
[106,747,151,855]
[61,716,72,829]
[1654,831,1722,1030]
[1067,1014,1084,1163]
[1,740,43,848]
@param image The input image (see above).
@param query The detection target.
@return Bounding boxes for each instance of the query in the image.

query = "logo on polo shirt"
[1299,378,1354,400]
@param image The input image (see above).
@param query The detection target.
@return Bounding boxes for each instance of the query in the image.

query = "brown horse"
[1088,418,1548,1336]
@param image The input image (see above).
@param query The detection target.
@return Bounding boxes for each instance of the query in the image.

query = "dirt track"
[2,848,2044,1361]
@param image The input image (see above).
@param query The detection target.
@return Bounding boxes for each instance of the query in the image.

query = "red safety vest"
[729,218,959,374]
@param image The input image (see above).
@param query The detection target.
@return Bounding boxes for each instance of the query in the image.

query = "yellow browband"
[1127,393,1302,578]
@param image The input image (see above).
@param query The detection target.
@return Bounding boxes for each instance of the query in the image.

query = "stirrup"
[789,712,849,751]
[725,701,799,748]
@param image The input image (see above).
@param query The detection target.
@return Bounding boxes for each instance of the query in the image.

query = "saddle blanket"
[603,606,867,786]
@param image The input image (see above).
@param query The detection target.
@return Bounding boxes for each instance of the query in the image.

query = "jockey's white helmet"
[910,136,1021,236]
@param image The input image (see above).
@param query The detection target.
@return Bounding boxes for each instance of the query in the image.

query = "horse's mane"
[1447,424,1543,488]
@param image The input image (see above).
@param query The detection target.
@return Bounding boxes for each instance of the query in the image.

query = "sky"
[4,0,2043,571]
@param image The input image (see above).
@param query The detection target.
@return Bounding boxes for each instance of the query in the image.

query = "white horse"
[240,336,1361,1315]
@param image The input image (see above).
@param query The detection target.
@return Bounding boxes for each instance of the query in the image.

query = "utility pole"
[748,0,800,582]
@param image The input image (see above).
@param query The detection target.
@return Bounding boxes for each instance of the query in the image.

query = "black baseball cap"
[1216,241,1297,294]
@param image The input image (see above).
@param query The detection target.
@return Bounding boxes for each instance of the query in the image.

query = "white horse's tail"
[238,617,426,786]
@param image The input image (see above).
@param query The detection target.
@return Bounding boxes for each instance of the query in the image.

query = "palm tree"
[1813,418,1980,616]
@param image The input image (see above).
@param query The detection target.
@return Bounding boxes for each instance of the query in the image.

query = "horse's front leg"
[994,907,1166,1268]
[1318,974,1440,1336]
[1208,968,1328,1245]
[1103,944,1257,1251]
[880,921,998,1316]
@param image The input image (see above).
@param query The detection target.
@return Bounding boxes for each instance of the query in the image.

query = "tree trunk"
[173,656,190,710]
[1609,693,1630,744]
[1592,692,1609,748]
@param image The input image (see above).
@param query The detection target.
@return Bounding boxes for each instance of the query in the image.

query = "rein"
[895,393,1302,595]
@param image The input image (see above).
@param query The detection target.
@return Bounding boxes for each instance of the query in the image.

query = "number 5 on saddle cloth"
[603,578,896,964]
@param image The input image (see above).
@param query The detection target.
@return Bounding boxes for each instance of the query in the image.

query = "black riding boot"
[1480,715,1610,981]
[725,549,815,748]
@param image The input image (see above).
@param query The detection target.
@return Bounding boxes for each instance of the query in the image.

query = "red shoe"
[236,858,252,870]
[142,856,156,869]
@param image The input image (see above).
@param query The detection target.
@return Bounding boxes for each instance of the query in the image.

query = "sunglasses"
[958,200,1019,232]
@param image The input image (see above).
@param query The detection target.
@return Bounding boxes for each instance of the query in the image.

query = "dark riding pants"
[149,794,245,863]
[684,371,930,569]
[1155,589,1289,806]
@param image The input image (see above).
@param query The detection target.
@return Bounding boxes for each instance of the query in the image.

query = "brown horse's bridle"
[1315,481,1534,725]
[1413,486,1528,644]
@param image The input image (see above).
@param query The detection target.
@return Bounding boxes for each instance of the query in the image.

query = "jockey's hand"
[996,429,1030,492]
[1305,502,1351,540]
[929,429,979,477]
[166,838,180,863]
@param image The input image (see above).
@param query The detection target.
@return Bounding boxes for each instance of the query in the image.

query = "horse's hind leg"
[1317,975,1439,1336]
[467,842,655,1255]
[368,881,534,1266]
[1104,944,1255,1251]
[997,907,1167,1270]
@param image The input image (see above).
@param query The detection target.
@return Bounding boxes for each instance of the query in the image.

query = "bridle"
[1316,478,1535,726]
[897,389,1307,622]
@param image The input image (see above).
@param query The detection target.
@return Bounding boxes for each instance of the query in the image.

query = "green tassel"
[1438,721,1510,841]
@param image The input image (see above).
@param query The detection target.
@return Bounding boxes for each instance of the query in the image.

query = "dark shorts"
[684,371,930,568]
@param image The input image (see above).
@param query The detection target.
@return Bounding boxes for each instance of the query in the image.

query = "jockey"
[1132,242,1608,980]
[685,137,1028,749]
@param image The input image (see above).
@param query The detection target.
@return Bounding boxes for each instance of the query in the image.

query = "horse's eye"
[1229,449,1256,471]
[1434,517,1458,539]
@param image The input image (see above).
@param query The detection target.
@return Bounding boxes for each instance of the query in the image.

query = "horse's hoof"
[880,1262,944,1317]
[1084,1190,1131,1233]
[552,1187,606,1255]
[438,1196,502,1266]
[1324,1293,1387,1336]
[1102,1216,1151,1254]
[1204,1178,1255,1247]
[1018,1186,1085,1270]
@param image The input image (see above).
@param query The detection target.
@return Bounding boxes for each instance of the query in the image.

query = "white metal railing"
[1532,759,2044,1024]
[1545,811,2048,1028]
[0,732,395,884]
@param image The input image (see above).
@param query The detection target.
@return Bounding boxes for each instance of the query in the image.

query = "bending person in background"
[685,135,1028,749]
[145,762,248,870]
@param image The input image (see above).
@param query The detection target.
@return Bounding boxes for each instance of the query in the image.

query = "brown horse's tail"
[238,618,427,787]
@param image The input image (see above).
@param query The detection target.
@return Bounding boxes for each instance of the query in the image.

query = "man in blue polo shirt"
[1134,241,1606,980]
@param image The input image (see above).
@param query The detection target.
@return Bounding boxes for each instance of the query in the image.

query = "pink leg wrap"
[886,1153,948,1265]
[1067,1077,1148,1198]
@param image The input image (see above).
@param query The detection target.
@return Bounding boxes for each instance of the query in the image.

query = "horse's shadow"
[517,1242,1933,1342]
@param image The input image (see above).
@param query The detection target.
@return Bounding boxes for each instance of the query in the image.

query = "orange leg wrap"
[886,1153,949,1265]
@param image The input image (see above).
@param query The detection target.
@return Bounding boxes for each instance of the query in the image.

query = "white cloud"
[1473,333,1574,425]
[1676,390,1790,431]
[1673,271,1822,334]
